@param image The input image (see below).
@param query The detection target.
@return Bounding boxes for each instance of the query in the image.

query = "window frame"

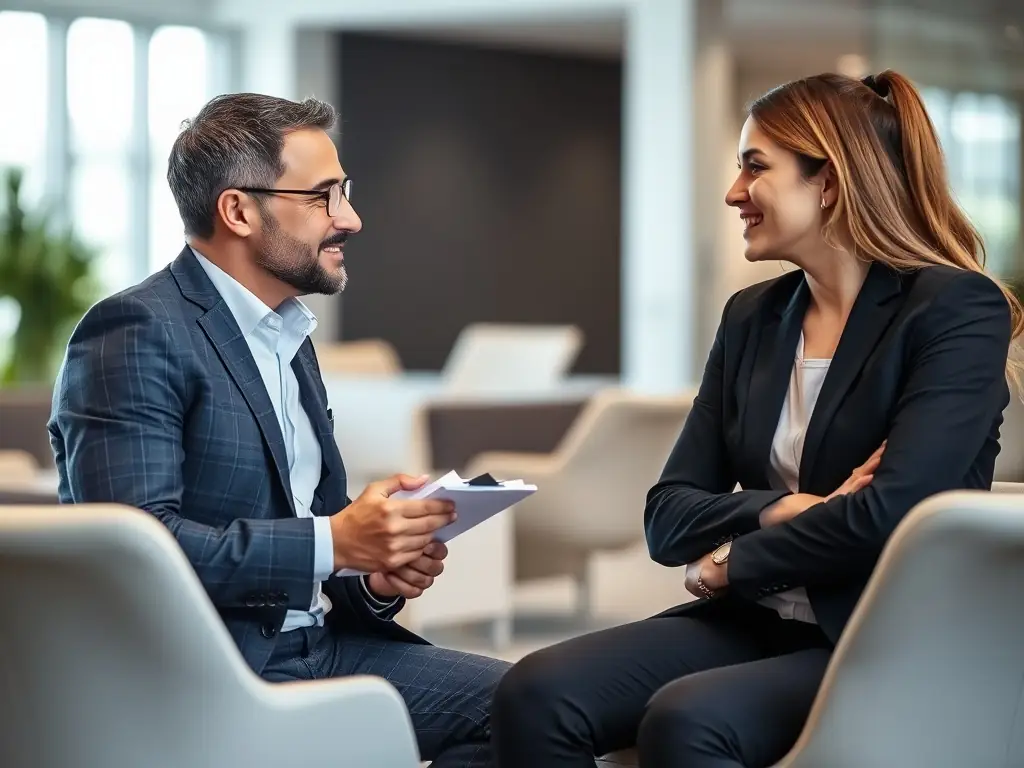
[6,10,237,290]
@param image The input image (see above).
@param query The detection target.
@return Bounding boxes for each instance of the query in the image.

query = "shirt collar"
[190,246,318,341]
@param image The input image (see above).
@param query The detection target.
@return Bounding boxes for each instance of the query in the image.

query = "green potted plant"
[0,167,97,386]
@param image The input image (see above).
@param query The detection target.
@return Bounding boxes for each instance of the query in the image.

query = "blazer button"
[260,624,277,639]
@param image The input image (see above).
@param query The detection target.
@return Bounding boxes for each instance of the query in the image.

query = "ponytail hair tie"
[861,74,890,98]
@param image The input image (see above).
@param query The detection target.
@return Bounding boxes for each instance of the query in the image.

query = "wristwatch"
[711,540,732,565]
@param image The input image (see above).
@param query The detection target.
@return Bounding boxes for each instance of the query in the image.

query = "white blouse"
[760,333,831,624]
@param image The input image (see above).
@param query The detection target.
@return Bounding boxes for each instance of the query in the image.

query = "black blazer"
[646,261,1013,644]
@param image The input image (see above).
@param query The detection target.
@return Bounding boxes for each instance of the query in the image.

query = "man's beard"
[255,211,348,296]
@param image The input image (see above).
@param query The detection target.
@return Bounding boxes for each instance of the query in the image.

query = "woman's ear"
[818,162,839,210]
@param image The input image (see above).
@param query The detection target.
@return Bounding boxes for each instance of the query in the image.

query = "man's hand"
[330,474,456,573]
[366,542,448,600]
[759,442,886,527]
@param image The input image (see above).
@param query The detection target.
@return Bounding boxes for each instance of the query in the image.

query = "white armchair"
[599,482,1024,768]
[777,485,1024,767]
[441,323,583,395]
[0,504,421,768]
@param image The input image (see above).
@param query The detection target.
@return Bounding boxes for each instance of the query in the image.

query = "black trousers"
[491,598,832,768]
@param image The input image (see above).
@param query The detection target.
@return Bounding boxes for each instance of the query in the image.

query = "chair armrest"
[239,675,421,766]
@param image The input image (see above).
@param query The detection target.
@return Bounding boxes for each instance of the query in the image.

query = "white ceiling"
[355,0,1024,91]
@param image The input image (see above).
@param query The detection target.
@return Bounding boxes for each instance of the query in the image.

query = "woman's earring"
[820,195,827,210]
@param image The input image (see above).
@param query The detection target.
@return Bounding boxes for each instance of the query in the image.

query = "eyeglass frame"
[236,177,352,218]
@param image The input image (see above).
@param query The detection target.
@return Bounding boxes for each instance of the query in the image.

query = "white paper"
[336,472,536,577]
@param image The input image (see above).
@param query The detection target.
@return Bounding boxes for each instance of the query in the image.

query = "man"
[48,93,508,768]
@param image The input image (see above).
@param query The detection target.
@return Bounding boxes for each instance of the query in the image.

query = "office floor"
[424,541,696,662]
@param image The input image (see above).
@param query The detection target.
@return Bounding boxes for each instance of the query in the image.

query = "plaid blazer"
[49,246,426,673]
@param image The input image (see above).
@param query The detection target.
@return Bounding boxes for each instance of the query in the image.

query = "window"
[0,11,48,358]
[148,26,214,272]
[67,17,135,294]
[0,10,232,369]
[0,11,48,209]
[923,88,1021,277]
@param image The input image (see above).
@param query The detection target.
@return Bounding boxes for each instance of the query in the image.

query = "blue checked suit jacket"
[48,246,427,674]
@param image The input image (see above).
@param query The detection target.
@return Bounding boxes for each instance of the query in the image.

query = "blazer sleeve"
[727,270,1013,595]
[51,295,319,612]
[645,292,790,566]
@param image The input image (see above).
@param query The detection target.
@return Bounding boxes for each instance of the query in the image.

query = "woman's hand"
[825,441,885,501]
[759,441,886,527]
[684,552,728,597]
[759,493,825,527]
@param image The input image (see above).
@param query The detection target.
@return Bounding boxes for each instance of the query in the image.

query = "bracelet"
[695,575,717,599]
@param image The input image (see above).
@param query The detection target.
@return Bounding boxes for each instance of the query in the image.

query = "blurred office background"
[1,0,1023,656]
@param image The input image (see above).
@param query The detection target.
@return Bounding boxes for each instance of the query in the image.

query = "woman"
[491,70,1023,768]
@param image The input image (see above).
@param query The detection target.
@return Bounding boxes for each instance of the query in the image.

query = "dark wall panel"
[336,33,622,373]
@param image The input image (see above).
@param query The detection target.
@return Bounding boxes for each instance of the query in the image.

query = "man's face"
[252,128,362,296]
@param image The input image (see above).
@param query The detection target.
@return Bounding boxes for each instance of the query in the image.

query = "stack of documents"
[390,470,537,542]
[338,471,536,576]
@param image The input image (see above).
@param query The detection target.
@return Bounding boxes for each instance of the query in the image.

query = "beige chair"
[995,394,1024,482]
[776,486,1024,767]
[464,389,694,615]
[316,338,403,376]
[0,449,37,477]
[441,323,583,395]
[0,386,54,468]
[992,480,1024,494]
[0,504,421,768]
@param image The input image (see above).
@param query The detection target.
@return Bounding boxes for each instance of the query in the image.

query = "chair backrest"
[992,480,1024,494]
[778,491,1024,767]
[995,394,1024,482]
[0,449,37,477]
[0,504,418,768]
[531,389,694,546]
[316,339,403,376]
[441,323,583,395]
[0,505,258,766]
[0,387,54,468]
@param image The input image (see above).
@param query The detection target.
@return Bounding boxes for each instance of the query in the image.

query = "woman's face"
[726,117,827,263]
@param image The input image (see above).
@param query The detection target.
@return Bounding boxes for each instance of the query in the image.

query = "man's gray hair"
[167,92,337,239]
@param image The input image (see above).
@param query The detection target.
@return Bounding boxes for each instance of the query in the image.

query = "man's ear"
[216,189,257,238]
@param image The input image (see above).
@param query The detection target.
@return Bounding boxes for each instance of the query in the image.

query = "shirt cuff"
[312,516,335,583]
[359,575,402,614]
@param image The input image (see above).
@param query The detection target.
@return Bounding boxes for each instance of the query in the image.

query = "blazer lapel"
[799,262,903,486]
[198,305,296,514]
[745,276,809,476]
[172,247,296,514]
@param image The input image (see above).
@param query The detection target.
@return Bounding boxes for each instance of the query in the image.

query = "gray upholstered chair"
[0,504,421,768]
[776,486,1024,766]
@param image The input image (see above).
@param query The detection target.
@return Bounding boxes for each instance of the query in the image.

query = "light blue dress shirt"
[193,249,396,630]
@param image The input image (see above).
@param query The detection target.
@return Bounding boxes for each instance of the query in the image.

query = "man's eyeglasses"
[237,177,352,218]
